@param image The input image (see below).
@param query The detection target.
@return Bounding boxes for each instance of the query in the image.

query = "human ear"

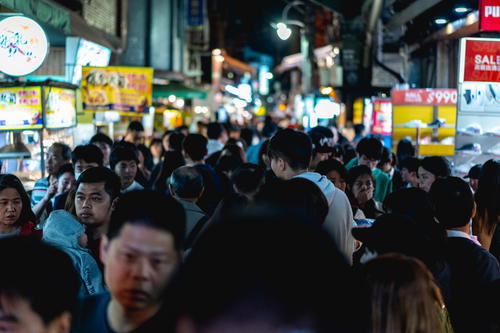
[47,311,71,333]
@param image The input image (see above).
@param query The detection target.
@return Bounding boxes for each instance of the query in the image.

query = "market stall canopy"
[153,82,207,100]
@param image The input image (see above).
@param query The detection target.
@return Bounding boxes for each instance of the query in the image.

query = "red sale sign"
[480,0,500,32]
[463,39,500,82]
[391,89,457,105]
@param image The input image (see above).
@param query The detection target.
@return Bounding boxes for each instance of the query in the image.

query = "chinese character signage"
[461,38,500,83]
[0,87,42,130]
[0,16,48,77]
[187,0,204,27]
[392,89,457,105]
[480,0,500,32]
[44,87,76,129]
[81,67,153,113]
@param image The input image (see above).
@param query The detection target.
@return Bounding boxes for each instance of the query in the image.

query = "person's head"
[316,159,348,192]
[257,139,270,169]
[75,167,121,229]
[168,166,204,201]
[400,157,420,187]
[239,127,254,148]
[230,163,265,198]
[149,138,163,160]
[361,253,444,333]
[124,121,145,146]
[356,138,383,170]
[342,144,357,165]
[71,144,103,180]
[55,163,75,195]
[226,138,248,153]
[168,132,186,152]
[110,142,139,190]
[0,174,35,231]
[396,138,415,168]
[46,143,71,176]
[267,129,312,179]
[308,126,335,171]
[0,237,79,333]
[474,159,500,234]
[182,134,208,163]
[152,151,185,194]
[429,177,475,229]
[161,130,174,151]
[206,122,228,143]
[215,155,242,179]
[165,206,362,332]
[175,125,189,137]
[418,156,451,192]
[89,133,113,167]
[465,164,482,192]
[377,147,393,173]
[347,165,375,205]
[354,124,365,137]
[101,190,185,313]
[261,119,278,139]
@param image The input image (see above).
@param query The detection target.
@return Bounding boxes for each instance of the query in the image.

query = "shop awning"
[153,82,207,100]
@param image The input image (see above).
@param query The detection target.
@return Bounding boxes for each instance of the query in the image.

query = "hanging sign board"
[460,38,500,83]
[0,16,49,76]
[81,66,153,114]
[44,87,77,129]
[0,86,42,130]
[480,0,500,32]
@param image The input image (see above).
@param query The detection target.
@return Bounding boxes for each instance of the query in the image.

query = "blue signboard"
[187,0,204,27]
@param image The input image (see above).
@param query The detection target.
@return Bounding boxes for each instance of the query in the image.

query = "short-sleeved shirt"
[71,292,166,333]
[30,177,50,207]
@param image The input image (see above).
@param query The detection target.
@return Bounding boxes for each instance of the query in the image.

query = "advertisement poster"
[392,89,457,105]
[371,99,392,136]
[81,66,153,114]
[479,0,500,32]
[44,87,77,129]
[462,39,500,83]
[0,87,42,130]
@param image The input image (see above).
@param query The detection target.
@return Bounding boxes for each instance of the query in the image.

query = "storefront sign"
[480,0,500,32]
[0,16,48,76]
[81,66,153,113]
[392,89,457,105]
[371,99,392,136]
[461,38,500,83]
[44,87,76,129]
[0,87,42,130]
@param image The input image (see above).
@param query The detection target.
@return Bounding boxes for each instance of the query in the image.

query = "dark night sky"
[220,0,303,64]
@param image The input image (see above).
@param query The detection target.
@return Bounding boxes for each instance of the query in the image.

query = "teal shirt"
[345,158,392,202]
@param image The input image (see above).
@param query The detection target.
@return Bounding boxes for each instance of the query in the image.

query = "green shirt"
[345,158,392,202]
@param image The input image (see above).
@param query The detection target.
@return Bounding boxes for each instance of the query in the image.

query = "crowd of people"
[1,117,500,333]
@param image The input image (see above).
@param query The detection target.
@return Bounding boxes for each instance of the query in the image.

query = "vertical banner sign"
[480,0,500,32]
[187,0,204,27]
[371,99,392,136]
[81,67,153,114]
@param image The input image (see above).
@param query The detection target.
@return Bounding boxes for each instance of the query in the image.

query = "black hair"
[71,144,104,166]
[50,142,72,161]
[56,163,74,180]
[267,129,312,171]
[150,138,162,148]
[109,142,139,170]
[168,132,186,152]
[396,138,415,168]
[182,134,208,162]
[169,166,204,199]
[239,127,254,148]
[317,159,348,182]
[400,157,420,173]
[152,151,186,194]
[163,205,363,332]
[215,155,243,175]
[0,174,35,226]
[342,144,357,165]
[475,159,500,234]
[207,122,225,140]
[354,124,365,136]
[258,139,270,169]
[0,237,79,325]
[107,190,185,252]
[262,119,278,138]
[347,165,374,189]
[127,120,144,132]
[429,177,474,228]
[231,163,265,195]
[379,147,392,164]
[90,132,113,148]
[356,138,383,161]
[420,156,451,178]
[76,167,121,201]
